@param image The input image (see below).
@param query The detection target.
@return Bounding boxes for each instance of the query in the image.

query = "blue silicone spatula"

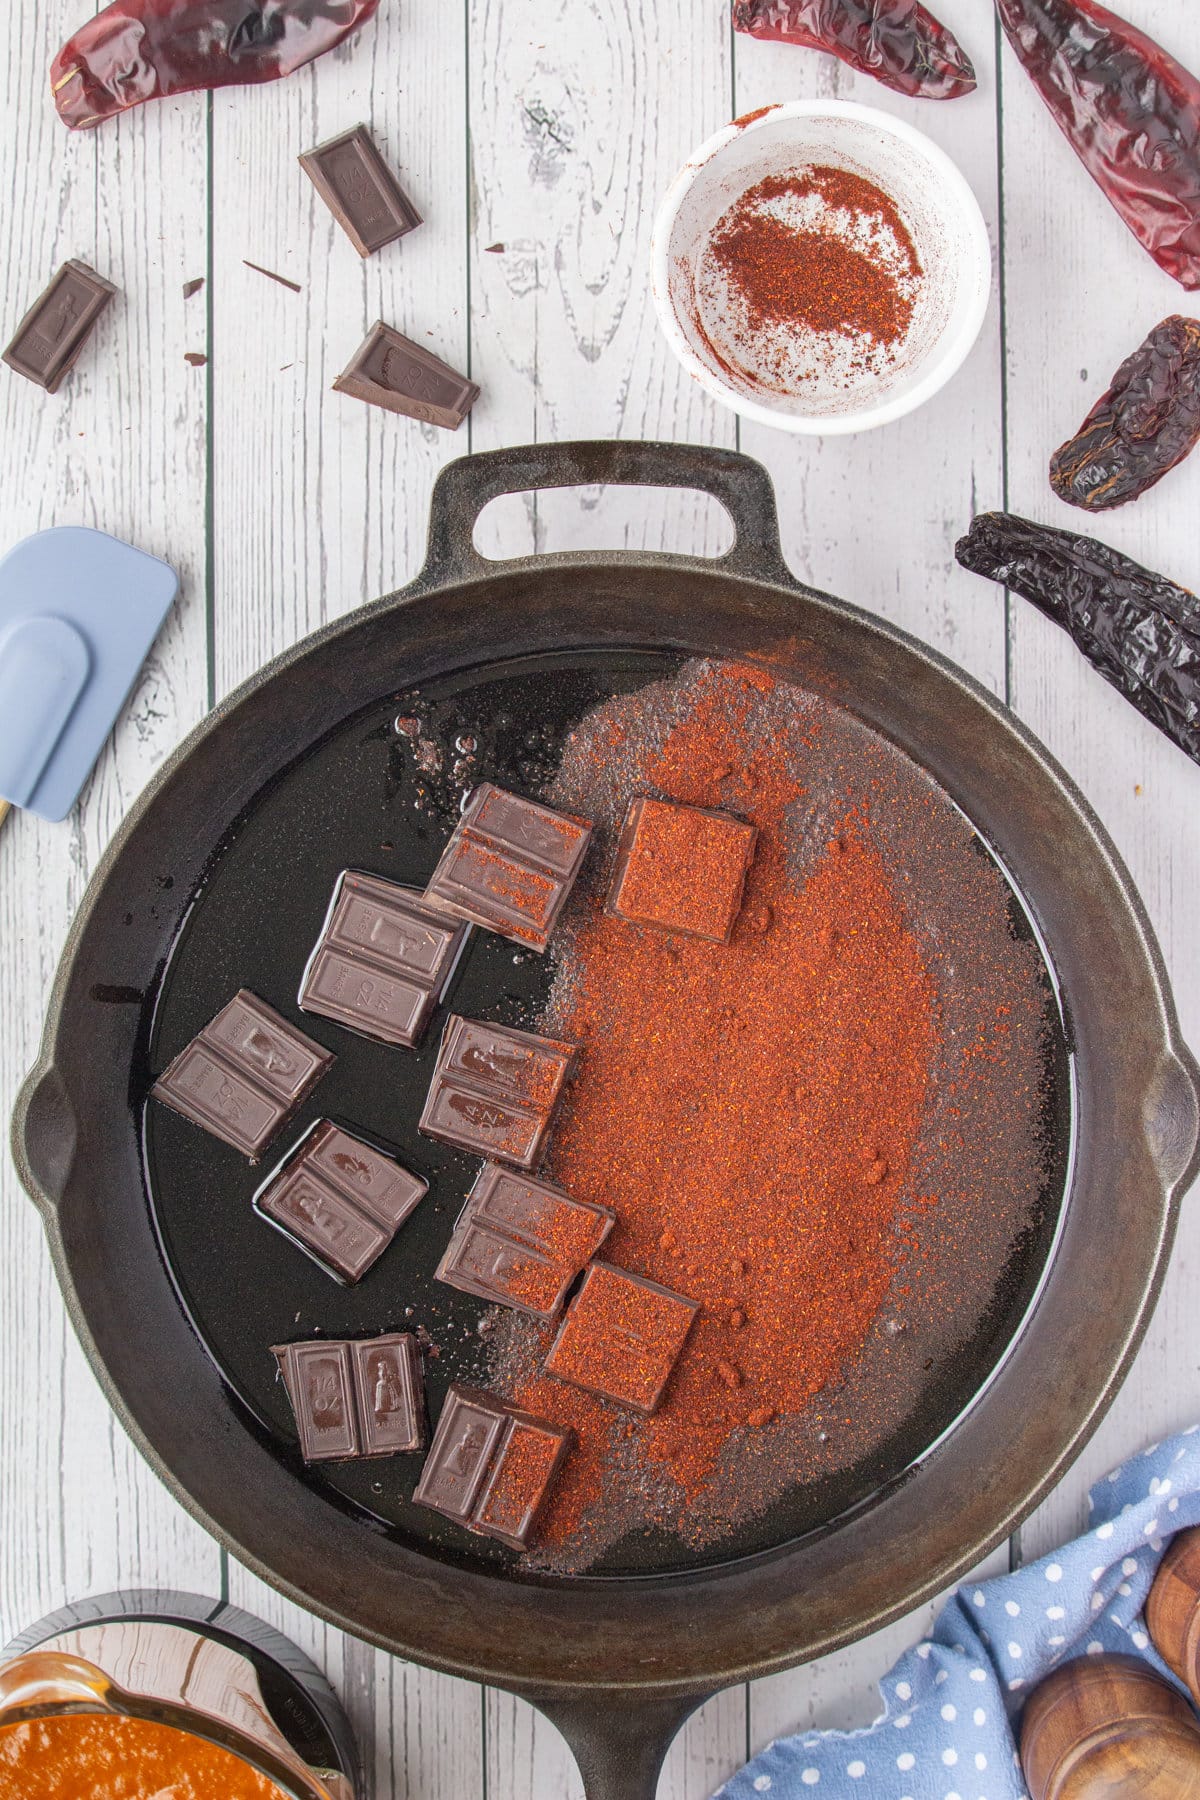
[0,527,179,826]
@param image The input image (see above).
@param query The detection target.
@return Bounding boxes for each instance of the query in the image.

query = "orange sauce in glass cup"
[0,1712,289,1799]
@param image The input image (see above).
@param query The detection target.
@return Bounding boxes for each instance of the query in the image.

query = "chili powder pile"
[485,660,1053,1572]
[696,165,925,398]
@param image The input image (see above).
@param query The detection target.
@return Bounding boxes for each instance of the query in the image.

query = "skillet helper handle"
[418,439,792,590]
[519,1686,703,1800]
[1143,1045,1200,1197]
[11,1060,78,1218]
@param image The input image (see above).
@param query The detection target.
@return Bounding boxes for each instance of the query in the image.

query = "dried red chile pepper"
[51,0,380,131]
[732,0,976,100]
[1050,316,1200,511]
[956,512,1200,765]
[994,0,1200,290]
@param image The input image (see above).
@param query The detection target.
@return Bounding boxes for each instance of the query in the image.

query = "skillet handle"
[417,440,793,590]
[1145,1045,1200,1196]
[518,1687,704,1800]
[10,1060,77,1217]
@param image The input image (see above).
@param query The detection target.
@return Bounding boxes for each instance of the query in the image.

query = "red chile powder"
[504,662,935,1541]
[482,660,1050,1571]
[710,165,923,348]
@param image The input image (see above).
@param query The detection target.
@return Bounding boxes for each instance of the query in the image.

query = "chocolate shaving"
[243,260,303,294]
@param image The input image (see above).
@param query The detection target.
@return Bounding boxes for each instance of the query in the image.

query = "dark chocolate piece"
[545,1260,699,1415]
[151,989,333,1159]
[436,1162,614,1318]
[244,259,302,293]
[333,321,478,429]
[299,124,422,257]
[413,1383,571,1549]
[472,1414,573,1551]
[273,1332,424,1462]
[411,1386,507,1522]
[350,1335,425,1456]
[424,783,592,950]
[3,260,116,392]
[272,1340,358,1462]
[607,797,758,943]
[419,1015,576,1170]
[254,1119,428,1283]
[298,870,469,1049]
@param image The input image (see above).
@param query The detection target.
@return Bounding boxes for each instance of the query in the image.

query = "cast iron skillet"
[12,441,1200,1799]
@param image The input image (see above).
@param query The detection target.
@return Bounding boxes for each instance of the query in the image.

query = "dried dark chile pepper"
[732,1,976,101]
[994,0,1200,290]
[51,0,380,131]
[956,512,1199,765]
[1051,316,1200,511]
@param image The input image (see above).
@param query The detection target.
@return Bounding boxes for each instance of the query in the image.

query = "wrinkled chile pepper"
[51,0,380,131]
[956,512,1199,765]
[1051,316,1200,511]
[994,0,1200,290]
[732,1,976,101]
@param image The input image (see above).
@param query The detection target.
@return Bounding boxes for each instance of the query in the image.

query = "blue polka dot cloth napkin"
[717,1424,1200,1800]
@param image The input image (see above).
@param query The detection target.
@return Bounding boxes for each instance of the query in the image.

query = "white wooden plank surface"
[998,0,1200,1563]
[0,0,219,1645]
[209,0,470,700]
[3,0,1199,1794]
[468,0,736,564]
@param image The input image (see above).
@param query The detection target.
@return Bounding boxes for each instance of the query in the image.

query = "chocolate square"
[438,1015,575,1111]
[333,321,478,429]
[299,871,469,1049]
[148,1044,285,1159]
[3,260,116,392]
[257,1159,393,1284]
[413,1383,571,1549]
[151,990,333,1160]
[424,782,592,951]
[302,948,430,1045]
[274,1332,425,1463]
[303,1121,427,1231]
[472,1415,572,1551]
[255,1120,428,1283]
[350,1334,425,1454]
[545,1261,699,1415]
[299,124,422,258]
[420,1081,547,1168]
[412,1386,507,1522]
[419,1016,576,1170]
[272,1340,359,1462]
[436,1163,615,1318]
[207,991,331,1104]
[607,798,758,942]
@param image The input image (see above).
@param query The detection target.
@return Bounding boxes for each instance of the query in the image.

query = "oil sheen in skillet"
[142,649,1070,1581]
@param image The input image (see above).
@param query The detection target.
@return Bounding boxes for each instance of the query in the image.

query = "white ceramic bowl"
[651,100,992,435]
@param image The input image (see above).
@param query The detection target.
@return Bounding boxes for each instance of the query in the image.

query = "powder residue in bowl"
[696,165,925,396]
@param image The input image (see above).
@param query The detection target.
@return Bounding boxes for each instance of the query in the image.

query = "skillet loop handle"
[418,440,792,590]
[11,1061,78,1217]
[1144,1046,1200,1195]
[520,1687,703,1800]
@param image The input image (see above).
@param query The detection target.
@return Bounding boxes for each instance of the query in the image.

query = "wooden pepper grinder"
[1021,1528,1200,1798]
[1147,1525,1200,1701]
[1020,1653,1200,1798]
